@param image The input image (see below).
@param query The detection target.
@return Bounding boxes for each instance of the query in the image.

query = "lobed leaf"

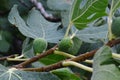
[0,64,60,80]
[91,46,120,80]
[109,0,120,16]
[8,5,65,43]
[72,24,108,43]
[70,0,108,29]
[47,0,73,11]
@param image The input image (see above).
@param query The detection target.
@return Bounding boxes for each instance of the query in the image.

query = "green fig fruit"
[33,38,47,54]
[58,37,73,52]
[112,17,120,37]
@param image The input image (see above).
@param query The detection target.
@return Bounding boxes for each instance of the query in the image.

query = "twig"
[54,50,93,64]
[70,49,97,62]
[106,39,120,47]
[22,61,63,72]
[30,0,61,22]
[22,49,97,72]
[14,45,57,68]
[23,61,93,72]
[0,55,16,61]
[7,58,28,62]
[22,38,120,72]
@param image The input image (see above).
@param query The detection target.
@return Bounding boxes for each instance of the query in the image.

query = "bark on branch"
[19,39,120,72]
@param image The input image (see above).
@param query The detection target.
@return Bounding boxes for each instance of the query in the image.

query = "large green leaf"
[61,11,70,28]
[47,0,73,28]
[79,42,103,54]
[91,46,120,80]
[0,64,60,80]
[72,24,108,43]
[70,0,108,29]
[8,5,65,43]
[51,68,81,80]
[47,0,73,11]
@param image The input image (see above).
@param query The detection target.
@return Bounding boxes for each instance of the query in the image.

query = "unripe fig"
[33,38,47,54]
[58,37,73,52]
[112,17,120,37]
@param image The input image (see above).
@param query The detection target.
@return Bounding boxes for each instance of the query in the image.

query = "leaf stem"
[84,60,93,64]
[108,0,114,40]
[14,54,24,59]
[13,45,57,68]
[7,58,28,62]
[54,50,75,58]
[112,53,120,58]
[62,61,93,72]
[0,55,16,61]
[54,50,93,64]
[16,38,120,71]
[64,22,73,37]
[70,29,78,39]
[108,17,113,40]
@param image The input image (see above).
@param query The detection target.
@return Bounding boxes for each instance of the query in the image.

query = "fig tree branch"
[22,49,96,72]
[0,54,16,61]
[21,38,120,72]
[14,45,58,68]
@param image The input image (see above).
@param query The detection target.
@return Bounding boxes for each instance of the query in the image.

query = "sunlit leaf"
[70,0,108,29]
